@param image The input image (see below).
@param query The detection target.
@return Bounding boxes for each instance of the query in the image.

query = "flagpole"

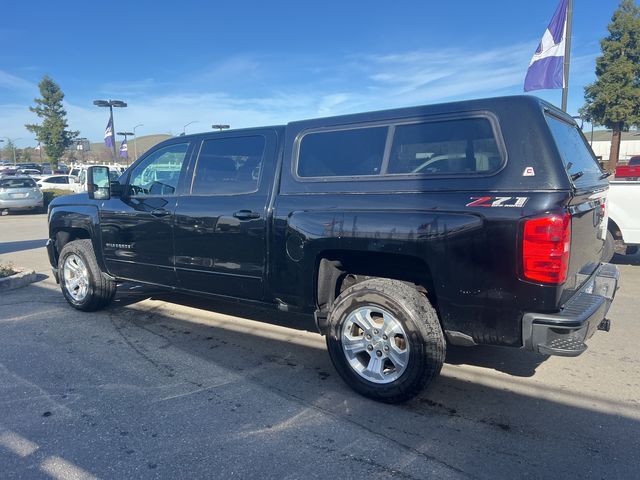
[561,0,573,112]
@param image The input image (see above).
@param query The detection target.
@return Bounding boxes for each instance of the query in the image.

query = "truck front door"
[173,130,277,300]
[100,141,192,286]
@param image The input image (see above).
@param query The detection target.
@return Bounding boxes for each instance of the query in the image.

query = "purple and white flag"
[524,0,568,92]
[119,138,128,159]
[104,117,114,148]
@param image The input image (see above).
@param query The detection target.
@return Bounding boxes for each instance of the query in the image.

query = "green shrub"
[42,189,74,208]
[0,261,16,278]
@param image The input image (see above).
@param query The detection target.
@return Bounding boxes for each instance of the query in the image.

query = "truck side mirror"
[87,166,111,200]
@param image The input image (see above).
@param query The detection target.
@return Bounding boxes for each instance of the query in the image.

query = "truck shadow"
[0,239,48,255]
[445,345,547,377]
[113,282,547,377]
[3,281,638,479]
[610,252,640,266]
[104,288,638,479]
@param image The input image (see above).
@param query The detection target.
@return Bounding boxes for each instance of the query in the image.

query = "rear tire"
[326,278,445,403]
[59,239,116,311]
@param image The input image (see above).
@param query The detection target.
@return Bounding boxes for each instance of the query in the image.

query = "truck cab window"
[128,143,189,196]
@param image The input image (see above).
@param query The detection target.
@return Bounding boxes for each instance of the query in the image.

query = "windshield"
[0,178,37,189]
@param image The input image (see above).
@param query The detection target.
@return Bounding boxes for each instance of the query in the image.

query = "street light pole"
[182,121,198,135]
[75,137,88,164]
[133,124,143,161]
[35,141,42,163]
[93,99,127,161]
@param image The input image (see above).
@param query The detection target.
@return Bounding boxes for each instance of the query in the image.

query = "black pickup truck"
[47,96,619,403]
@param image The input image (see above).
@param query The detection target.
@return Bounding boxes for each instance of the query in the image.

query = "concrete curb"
[0,269,38,292]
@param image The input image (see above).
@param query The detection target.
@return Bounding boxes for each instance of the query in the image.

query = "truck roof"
[287,95,573,129]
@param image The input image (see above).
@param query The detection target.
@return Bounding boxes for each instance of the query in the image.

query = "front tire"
[59,239,116,311]
[326,278,445,403]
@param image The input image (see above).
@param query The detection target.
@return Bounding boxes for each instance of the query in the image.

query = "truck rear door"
[545,114,609,292]
[172,129,279,301]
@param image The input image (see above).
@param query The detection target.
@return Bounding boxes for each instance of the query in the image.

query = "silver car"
[0,176,44,213]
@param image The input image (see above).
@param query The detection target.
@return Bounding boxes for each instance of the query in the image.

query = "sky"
[0,0,626,148]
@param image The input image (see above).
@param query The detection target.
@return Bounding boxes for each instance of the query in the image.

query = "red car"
[615,155,640,180]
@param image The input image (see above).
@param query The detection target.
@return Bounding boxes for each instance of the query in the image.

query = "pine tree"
[25,75,78,168]
[580,0,640,171]
[2,139,17,163]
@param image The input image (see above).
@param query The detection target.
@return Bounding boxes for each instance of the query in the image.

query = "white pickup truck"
[74,165,124,193]
[604,181,640,261]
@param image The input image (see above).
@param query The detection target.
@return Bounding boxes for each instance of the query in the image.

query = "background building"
[589,130,640,162]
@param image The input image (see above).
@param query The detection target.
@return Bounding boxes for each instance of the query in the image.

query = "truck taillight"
[522,213,571,284]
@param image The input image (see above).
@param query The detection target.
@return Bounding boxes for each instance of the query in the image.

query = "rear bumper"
[522,263,619,356]
[0,198,43,210]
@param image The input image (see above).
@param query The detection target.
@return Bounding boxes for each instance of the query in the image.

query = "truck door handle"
[150,208,171,218]
[233,210,261,220]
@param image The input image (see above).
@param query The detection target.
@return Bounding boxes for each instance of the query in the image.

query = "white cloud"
[99,78,160,96]
[0,70,37,95]
[1,44,600,148]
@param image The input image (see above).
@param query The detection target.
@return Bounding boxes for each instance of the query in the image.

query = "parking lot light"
[133,124,143,160]
[93,99,128,160]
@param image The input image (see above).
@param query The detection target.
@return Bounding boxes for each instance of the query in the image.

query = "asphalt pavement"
[0,213,639,479]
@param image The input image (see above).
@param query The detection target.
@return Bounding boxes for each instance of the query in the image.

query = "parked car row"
[36,175,79,192]
[614,155,640,180]
[1,163,124,192]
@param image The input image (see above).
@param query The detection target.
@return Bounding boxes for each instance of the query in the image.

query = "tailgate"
[567,189,607,287]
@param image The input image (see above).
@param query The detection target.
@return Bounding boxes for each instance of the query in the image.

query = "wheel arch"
[607,217,623,241]
[48,205,106,273]
[314,249,436,334]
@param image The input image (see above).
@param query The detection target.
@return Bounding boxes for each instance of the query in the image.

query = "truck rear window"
[0,178,37,189]
[297,127,387,177]
[546,115,603,188]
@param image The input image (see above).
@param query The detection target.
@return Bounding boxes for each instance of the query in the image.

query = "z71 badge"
[466,196,528,208]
